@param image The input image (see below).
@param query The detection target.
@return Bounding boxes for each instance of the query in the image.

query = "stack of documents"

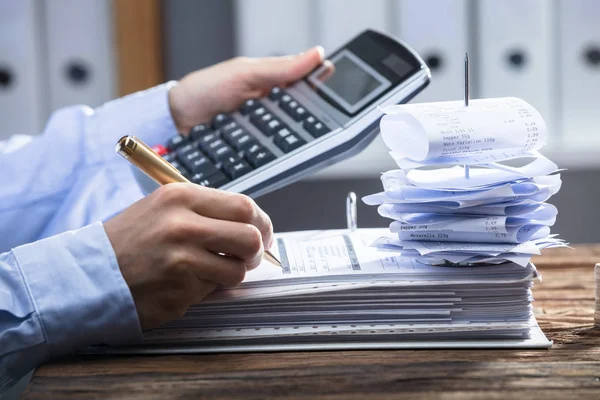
[94,229,551,355]
[363,97,566,267]
[91,98,561,355]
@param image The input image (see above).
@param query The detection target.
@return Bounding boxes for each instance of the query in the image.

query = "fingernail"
[315,45,325,61]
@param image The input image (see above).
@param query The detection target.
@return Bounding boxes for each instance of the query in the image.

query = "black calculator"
[148,29,430,198]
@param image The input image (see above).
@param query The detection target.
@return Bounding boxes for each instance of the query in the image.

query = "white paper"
[395,225,551,244]
[378,203,557,219]
[404,154,559,189]
[379,177,560,204]
[379,97,547,164]
[406,241,541,256]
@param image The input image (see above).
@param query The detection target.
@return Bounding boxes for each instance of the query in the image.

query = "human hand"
[103,183,273,330]
[168,46,325,133]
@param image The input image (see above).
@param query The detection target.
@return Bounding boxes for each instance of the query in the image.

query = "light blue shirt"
[0,83,179,391]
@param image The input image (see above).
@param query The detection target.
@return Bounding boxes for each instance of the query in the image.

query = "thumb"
[249,46,325,87]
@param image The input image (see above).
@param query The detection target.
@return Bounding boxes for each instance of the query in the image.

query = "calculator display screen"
[307,50,391,114]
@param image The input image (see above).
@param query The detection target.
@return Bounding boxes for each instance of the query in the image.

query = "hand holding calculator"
[142,29,430,198]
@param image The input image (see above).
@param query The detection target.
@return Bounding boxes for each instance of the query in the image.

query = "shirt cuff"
[86,81,180,164]
[12,222,143,356]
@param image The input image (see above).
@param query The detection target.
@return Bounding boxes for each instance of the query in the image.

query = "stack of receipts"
[89,98,561,356]
[363,97,566,267]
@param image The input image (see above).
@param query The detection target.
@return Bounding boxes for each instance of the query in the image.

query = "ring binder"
[346,192,357,232]
[464,53,471,179]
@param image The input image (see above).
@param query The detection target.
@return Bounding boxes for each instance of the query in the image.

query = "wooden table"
[22,246,600,399]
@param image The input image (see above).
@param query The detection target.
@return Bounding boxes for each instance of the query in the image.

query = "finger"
[191,215,264,269]
[190,278,218,305]
[253,207,273,253]
[313,60,336,84]
[189,248,249,287]
[181,185,273,248]
[248,46,325,88]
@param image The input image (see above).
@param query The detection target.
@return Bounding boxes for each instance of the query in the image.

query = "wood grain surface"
[22,245,600,399]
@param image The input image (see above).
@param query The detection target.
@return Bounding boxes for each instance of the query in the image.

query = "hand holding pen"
[116,135,282,267]
[104,136,280,330]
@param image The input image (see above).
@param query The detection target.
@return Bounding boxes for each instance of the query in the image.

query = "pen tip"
[265,250,285,268]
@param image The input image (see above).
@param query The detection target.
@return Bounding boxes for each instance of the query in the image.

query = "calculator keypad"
[160,87,331,188]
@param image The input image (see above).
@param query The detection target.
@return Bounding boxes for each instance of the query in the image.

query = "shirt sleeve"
[0,82,179,392]
[0,81,179,252]
[0,222,142,393]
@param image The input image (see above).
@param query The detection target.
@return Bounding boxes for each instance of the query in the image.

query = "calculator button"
[214,146,234,162]
[281,100,309,121]
[166,134,188,151]
[222,127,247,146]
[175,143,196,159]
[180,149,203,167]
[191,159,219,176]
[191,169,219,184]
[240,99,261,115]
[250,112,282,136]
[292,106,308,121]
[275,133,306,153]
[232,133,258,152]
[251,107,267,118]
[264,118,285,135]
[223,159,253,180]
[304,115,318,125]
[303,116,330,138]
[280,99,298,117]
[221,154,242,166]
[250,112,273,133]
[169,160,189,176]
[245,144,276,168]
[195,170,230,188]
[189,124,211,141]
[220,121,239,135]
[279,94,293,105]
[181,152,218,175]
[206,139,235,163]
[212,113,233,129]
[269,87,283,101]
[246,143,263,157]
[247,148,276,168]
[195,132,220,152]
[273,127,293,145]
[163,152,176,163]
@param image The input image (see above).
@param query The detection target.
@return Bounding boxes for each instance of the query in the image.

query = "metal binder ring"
[346,192,357,232]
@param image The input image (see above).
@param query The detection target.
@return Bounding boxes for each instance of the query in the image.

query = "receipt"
[385,214,556,233]
[404,154,559,189]
[378,203,558,219]
[362,97,564,265]
[380,97,547,165]
[395,225,551,244]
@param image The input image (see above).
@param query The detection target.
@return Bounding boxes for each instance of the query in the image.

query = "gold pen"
[116,135,283,268]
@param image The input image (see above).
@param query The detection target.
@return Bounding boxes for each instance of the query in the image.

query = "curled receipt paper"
[379,97,547,166]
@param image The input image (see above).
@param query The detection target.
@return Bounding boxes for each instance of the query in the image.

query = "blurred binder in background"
[234,0,313,57]
[476,0,555,138]
[42,0,116,113]
[316,0,389,51]
[393,0,469,102]
[313,0,394,178]
[557,0,600,149]
[0,0,46,138]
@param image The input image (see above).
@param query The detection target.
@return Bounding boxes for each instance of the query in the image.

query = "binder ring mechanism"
[346,192,358,232]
